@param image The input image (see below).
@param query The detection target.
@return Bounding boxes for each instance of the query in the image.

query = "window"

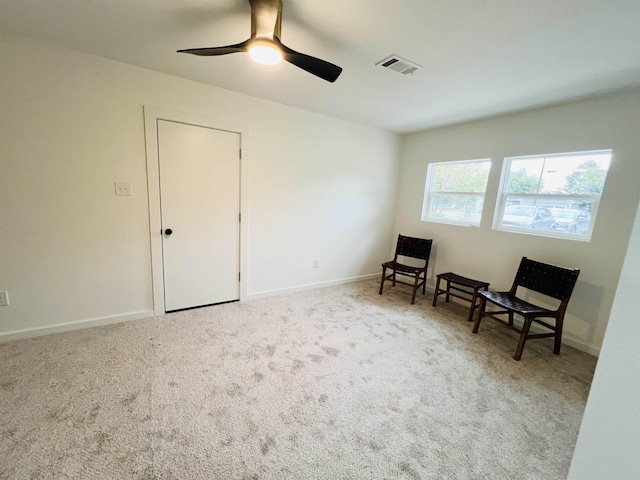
[422,159,491,227]
[493,149,612,240]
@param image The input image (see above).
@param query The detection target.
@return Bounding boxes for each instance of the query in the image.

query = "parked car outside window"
[501,205,556,230]
[550,208,590,234]
[493,149,611,241]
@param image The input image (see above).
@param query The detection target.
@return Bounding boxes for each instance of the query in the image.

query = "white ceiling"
[2,0,640,134]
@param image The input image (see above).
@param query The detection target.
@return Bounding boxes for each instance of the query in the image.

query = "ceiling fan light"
[249,44,282,65]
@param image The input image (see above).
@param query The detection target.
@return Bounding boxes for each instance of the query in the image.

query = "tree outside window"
[422,159,491,227]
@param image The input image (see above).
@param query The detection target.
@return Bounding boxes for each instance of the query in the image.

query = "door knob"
[164,228,173,236]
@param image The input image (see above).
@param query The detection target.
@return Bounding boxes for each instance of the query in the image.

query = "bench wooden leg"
[432,277,442,306]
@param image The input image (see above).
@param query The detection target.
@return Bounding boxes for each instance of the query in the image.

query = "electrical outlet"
[115,181,132,196]
[0,291,9,306]
[313,259,320,268]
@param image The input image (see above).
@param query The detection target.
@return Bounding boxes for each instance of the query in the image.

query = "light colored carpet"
[0,280,596,479]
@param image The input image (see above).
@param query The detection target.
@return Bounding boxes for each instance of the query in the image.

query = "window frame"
[421,158,492,227]
[493,149,612,241]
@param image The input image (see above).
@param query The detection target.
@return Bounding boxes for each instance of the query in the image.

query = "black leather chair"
[472,257,580,360]
[379,235,433,304]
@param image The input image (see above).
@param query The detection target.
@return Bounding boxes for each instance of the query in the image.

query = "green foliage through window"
[433,163,490,193]
[507,169,540,193]
[565,160,606,195]
[423,159,491,227]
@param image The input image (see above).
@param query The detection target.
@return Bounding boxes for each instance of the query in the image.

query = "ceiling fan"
[178,0,343,83]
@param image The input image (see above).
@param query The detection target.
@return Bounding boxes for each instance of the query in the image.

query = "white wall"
[0,31,400,337]
[395,89,640,354]
[568,198,640,478]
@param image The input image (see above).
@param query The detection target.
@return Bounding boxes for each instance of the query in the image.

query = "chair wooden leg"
[554,316,564,355]
[472,297,487,333]
[514,317,533,361]
[468,289,479,322]
[378,266,387,295]
[410,274,419,304]
[421,270,427,295]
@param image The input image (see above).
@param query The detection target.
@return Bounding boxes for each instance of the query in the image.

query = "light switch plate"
[0,291,9,306]
[115,182,132,196]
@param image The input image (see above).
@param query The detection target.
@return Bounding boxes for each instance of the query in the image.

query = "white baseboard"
[1,282,600,357]
[560,334,600,357]
[246,273,379,300]
[0,310,154,343]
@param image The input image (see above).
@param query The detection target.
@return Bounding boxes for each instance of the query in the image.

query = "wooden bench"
[432,272,490,322]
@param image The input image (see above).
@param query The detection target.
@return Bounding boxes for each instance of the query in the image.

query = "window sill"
[493,225,592,242]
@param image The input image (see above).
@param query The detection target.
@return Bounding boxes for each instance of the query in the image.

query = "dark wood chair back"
[511,257,580,302]
[395,235,433,263]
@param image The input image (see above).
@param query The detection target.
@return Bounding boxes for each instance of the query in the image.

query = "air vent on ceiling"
[376,54,423,76]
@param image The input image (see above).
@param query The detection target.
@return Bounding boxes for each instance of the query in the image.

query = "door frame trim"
[143,106,249,315]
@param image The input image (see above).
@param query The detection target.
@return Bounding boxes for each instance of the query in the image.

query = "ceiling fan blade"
[178,39,251,56]
[277,41,343,83]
